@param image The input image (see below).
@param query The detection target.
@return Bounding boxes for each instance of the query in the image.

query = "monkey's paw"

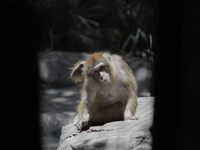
[129,116,139,120]
[76,120,89,131]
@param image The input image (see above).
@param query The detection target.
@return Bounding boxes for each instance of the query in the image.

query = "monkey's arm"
[76,87,97,130]
[124,98,138,120]
[117,59,138,120]
[123,87,138,120]
[75,99,89,130]
[120,76,138,120]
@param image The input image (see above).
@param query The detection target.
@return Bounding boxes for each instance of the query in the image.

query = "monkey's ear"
[103,52,111,60]
[71,60,86,78]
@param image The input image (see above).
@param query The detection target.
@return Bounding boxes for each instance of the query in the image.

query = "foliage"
[30,0,156,59]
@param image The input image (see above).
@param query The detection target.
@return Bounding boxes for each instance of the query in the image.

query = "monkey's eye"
[93,70,98,74]
[99,66,105,71]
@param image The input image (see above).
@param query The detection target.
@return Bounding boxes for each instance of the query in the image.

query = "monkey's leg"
[89,102,124,126]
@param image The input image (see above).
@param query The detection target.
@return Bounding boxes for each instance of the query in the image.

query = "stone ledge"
[57,97,154,150]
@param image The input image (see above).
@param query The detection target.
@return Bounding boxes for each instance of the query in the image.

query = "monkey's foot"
[76,120,89,131]
[129,116,139,120]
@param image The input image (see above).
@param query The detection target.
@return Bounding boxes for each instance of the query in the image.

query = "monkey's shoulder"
[110,54,123,62]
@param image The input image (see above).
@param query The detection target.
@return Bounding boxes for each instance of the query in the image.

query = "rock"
[57,97,154,150]
[128,59,154,97]
[40,86,80,144]
[38,51,90,88]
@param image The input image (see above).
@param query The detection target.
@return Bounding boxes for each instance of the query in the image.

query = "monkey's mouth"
[100,79,109,83]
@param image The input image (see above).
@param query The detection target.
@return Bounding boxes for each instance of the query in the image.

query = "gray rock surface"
[40,86,80,150]
[57,97,154,150]
[39,51,90,87]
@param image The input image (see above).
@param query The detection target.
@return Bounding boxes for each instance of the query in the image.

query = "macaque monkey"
[71,52,138,130]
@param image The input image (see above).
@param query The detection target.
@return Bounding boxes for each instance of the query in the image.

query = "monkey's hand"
[76,119,89,131]
[74,113,90,131]
[124,101,138,120]
[129,116,139,120]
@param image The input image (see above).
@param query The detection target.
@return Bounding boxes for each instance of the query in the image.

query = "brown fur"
[70,60,85,84]
[71,52,138,130]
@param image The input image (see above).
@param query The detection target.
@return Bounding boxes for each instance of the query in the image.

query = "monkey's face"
[91,62,110,84]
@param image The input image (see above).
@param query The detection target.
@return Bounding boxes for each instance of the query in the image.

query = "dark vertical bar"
[0,1,42,149]
[177,1,200,149]
[152,0,200,149]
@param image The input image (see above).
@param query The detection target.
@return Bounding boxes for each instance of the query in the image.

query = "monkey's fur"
[71,52,138,130]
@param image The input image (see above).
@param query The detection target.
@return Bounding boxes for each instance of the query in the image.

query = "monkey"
[71,52,138,131]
